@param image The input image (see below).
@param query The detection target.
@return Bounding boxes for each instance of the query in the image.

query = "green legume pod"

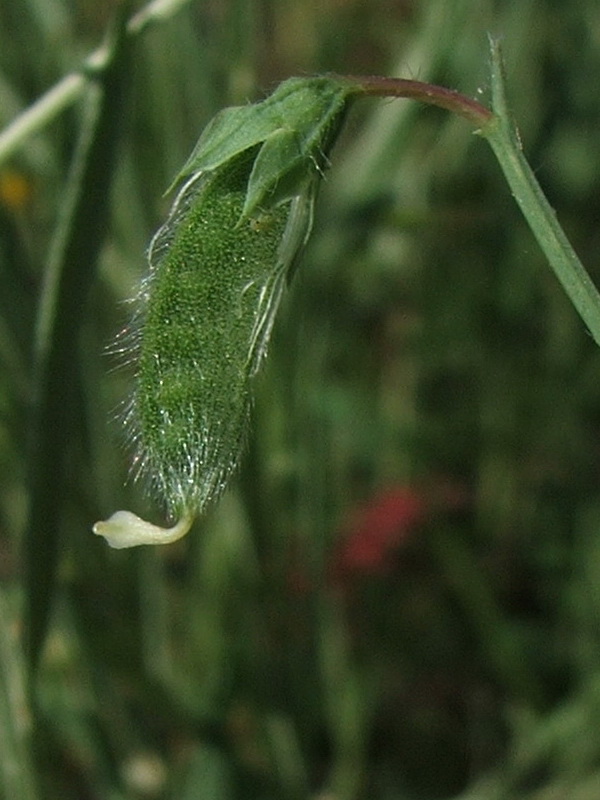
[126,149,299,518]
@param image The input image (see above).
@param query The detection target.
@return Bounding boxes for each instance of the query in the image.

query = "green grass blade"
[0,590,39,800]
[22,11,132,678]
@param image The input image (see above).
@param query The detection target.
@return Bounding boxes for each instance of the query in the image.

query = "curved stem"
[343,74,493,127]
[343,55,600,347]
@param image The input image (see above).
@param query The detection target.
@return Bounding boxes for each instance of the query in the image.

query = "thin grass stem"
[0,0,195,166]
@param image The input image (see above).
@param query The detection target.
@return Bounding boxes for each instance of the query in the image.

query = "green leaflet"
[94,76,355,548]
[171,76,357,217]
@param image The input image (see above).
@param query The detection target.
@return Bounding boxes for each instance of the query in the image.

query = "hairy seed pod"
[94,75,355,547]
[127,149,297,520]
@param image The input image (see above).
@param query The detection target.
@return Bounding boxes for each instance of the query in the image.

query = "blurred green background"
[3,0,600,798]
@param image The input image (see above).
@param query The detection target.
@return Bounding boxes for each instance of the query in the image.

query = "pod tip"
[93,510,194,549]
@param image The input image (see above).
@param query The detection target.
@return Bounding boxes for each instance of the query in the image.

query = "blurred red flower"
[333,487,426,578]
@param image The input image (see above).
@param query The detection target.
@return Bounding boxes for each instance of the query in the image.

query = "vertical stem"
[480,38,600,346]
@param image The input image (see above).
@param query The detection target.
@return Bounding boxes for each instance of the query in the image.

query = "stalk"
[346,43,600,346]
[481,38,600,346]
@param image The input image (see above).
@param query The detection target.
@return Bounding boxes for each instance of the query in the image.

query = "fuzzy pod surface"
[127,148,300,519]
[95,75,358,547]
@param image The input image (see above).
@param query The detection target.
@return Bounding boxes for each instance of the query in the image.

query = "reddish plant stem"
[342,74,494,128]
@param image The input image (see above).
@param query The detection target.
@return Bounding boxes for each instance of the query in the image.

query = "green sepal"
[170,76,358,219]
